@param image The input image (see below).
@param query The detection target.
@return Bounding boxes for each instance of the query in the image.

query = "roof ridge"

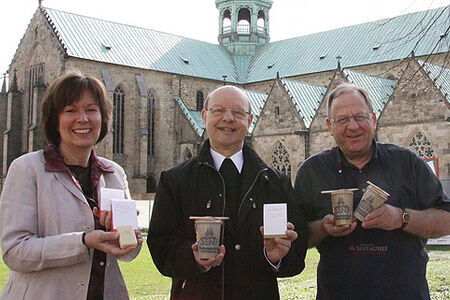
[270,6,448,43]
[41,7,68,56]
[43,6,219,46]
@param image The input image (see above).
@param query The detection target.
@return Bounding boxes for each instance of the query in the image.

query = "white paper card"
[111,199,138,230]
[100,188,125,211]
[263,203,287,237]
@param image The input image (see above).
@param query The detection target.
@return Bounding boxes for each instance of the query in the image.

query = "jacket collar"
[335,139,378,170]
[44,144,114,191]
[44,144,113,173]
[198,139,268,173]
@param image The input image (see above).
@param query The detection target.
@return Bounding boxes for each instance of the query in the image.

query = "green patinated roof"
[43,8,239,82]
[173,89,267,137]
[280,79,326,128]
[344,69,397,116]
[246,6,449,82]
[42,6,449,84]
[242,89,268,133]
[419,60,450,103]
[173,95,205,137]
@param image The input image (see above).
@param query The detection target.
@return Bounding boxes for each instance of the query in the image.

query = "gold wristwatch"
[400,208,409,230]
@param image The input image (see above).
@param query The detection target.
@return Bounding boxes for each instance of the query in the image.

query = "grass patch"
[0,244,448,299]
[119,242,171,300]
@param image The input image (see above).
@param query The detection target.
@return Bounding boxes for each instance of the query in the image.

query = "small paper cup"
[194,220,223,259]
[331,190,354,225]
[354,181,390,222]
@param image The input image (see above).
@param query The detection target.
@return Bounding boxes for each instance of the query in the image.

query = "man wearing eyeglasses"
[294,83,450,299]
[148,86,308,300]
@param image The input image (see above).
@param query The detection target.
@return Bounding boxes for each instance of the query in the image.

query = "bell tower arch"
[216,0,272,55]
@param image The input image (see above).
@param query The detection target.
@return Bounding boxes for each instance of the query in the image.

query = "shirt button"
[219,193,223,197]
[235,244,241,250]
[80,283,85,287]
[100,261,105,267]
[85,226,90,230]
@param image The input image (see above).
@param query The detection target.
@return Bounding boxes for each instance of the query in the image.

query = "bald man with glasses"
[294,83,450,300]
[148,86,308,300]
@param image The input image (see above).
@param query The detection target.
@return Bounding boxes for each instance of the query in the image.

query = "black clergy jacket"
[148,140,308,300]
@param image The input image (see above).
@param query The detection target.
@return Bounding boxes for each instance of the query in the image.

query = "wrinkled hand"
[322,214,357,237]
[260,222,298,264]
[192,243,226,270]
[362,204,403,230]
[84,230,137,256]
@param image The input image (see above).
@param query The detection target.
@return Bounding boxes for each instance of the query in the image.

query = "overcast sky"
[1,0,449,79]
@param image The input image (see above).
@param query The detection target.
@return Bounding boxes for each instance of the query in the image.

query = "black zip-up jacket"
[148,140,308,300]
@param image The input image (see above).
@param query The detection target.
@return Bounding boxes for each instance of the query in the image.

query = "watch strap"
[400,207,409,230]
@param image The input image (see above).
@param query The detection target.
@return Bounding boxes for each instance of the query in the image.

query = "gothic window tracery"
[113,86,125,154]
[271,142,291,177]
[408,131,434,158]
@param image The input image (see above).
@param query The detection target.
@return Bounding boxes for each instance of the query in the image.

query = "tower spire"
[216,0,273,56]
[10,69,18,92]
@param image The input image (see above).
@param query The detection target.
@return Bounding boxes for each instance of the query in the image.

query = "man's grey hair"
[326,83,373,117]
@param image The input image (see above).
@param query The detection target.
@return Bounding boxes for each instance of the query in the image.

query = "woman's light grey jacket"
[0,150,140,300]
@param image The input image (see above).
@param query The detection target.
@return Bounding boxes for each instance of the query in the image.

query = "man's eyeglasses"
[330,113,372,126]
[206,107,250,120]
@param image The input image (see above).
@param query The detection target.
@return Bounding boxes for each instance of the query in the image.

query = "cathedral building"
[1,0,449,197]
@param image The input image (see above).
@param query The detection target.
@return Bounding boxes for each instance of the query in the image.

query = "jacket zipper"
[201,162,268,216]
[237,168,267,215]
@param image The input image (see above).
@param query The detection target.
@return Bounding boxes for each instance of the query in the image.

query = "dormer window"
[101,43,112,52]
[180,56,189,64]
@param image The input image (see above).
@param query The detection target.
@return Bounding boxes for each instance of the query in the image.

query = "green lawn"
[0,244,448,300]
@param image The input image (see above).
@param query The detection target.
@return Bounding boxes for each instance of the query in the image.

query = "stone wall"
[253,134,306,183]
[2,8,449,196]
[8,9,66,155]
[377,59,450,179]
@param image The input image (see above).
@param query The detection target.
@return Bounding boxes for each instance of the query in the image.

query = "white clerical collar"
[210,148,244,174]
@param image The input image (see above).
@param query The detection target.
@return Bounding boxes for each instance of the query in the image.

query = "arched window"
[147,92,156,156]
[196,91,204,110]
[237,8,251,34]
[27,63,44,126]
[184,148,193,161]
[408,131,435,158]
[257,10,265,34]
[271,142,291,177]
[222,9,231,34]
[113,86,125,154]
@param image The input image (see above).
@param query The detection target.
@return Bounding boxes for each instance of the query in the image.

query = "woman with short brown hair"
[0,70,141,300]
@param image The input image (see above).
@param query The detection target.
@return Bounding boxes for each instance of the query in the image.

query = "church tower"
[216,0,272,56]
